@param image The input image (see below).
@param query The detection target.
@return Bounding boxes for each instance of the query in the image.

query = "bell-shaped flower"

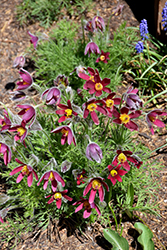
[9,120,27,143]
[123,85,143,110]
[146,109,167,135]
[73,197,101,218]
[0,110,11,132]
[84,42,100,57]
[0,142,12,166]
[107,164,127,185]
[102,92,121,117]
[16,68,33,91]
[70,65,87,76]
[27,31,39,50]
[83,73,111,97]
[41,87,61,106]
[17,104,36,127]
[96,50,110,63]
[112,4,124,16]
[11,91,26,101]
[84,20,94,33]
[61,160,72,173]
[56,100,78,123]
[54,74,69,88]
[51,125,76,146]
[37,170,65,192]
[13,55,25,68]
[83,177,109,203]
[86,142,103,163]
[9,158,38,187]
[112,150,139,171]
[46,190,73,209]
[113,107,141,131]
[92,16,105,32]
[83,98,107,125]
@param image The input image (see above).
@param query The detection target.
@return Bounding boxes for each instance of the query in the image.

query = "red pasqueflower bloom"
[92,16,105,32]
[37,170,65,192]
[41,87,61,106]
[83,177,109,203]
[51,125,76,146]
[78,67,99,83]
[73,197,101,218]
[146,109,167,135]
[0,142,12,166]
[96,50,110,63]
[83,98,107,125]
[76,169,87,185]
[112,150,139,171]
[84,42,100,57]
[102,92,121,117]
[83,73,111,97]
[0,110,11,131]
[56,100,78,123]
[113,107,141,131]
[16,68,33,91]
[9,158,38,187]
[17,104,36,127]
[46,190,73,209]
[9,120,27,143]
[107,164,127,185]
[27,31,39,50]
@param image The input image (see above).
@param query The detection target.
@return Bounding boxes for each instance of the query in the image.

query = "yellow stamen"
[49,171,54,180]
[22,165,30,175]
[22,81,28,85]
[61,128,69,137]
[110,170,117,176]
[118,153,127,163]
[2,121,6,126]
[0,143,1,150]
[149,116,155,122]
[100,55,105,61]
[17,127,26,136]
[87,103,97,112]
[95,83,103,91]
[54,192,62,199]
[92,179,101,190]
[89,76,95,82]
[120,113,130,124]
[106,99,114,108]
[65,109,72,118]
[79,174,83,179]
[25,108,30,112]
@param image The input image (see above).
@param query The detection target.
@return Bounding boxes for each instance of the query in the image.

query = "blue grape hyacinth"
[139,19,149,40]
[135,41,144,54]
[162,2,167,31]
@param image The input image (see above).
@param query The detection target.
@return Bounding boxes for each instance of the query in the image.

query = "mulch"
[0,0,167,249]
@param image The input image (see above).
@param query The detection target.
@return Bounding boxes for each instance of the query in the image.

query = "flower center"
[120,114,130,124]
[118,153,127,163]
[25,108,30,112]
[95,83,103,91]
[92,179,101,190]
[22,81,28,85]
[54,192,62,200]
[83,200,91,210]
[61,128,69,137]
[17,127,26,136]
[106,99,114,108]
[87,103,97,112]
[79,174,83,179]
[89,76,95,82]
[49,171,54,180]
[65,109,72,118]
[110,169,117,176]
[2,121,6,126]
[149,116,155,122]
[22,165,30,175]
[100,55,105,61]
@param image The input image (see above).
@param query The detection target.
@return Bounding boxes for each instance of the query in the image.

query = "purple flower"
[84,20,94,33]
[13,56,25,68]
[56,100,78,123]
[107,164,127,185]
[146,109,167,135]
[0,142,12,166]
[46,190,73,209]
[83,177,109,203]
[123,85,143,110]
[16,68,33,91]
[112,4,124,16]
[112,150,139,171]
[102,92,121,117]
[135,41,144,53]
[86,142,103,163]
[84,42,100,57]
[92,16,105,32]
[41,87,61,106]
[9,158,38,187]
[37,170,65,192]
[139,19,149,40]
[73,197,101,218]
[54,74,69,87]
[17,104,36,127]
[0,110,11,132]
[11,91,26,101]
[162,2,167,31]
[96,50,110,63]
[9,120,28,143]
[51,125,76,146]
[27,31,39,50]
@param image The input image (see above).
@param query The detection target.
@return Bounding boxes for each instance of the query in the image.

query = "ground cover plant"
[0,3,167,250]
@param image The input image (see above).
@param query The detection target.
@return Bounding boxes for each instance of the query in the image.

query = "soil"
[0,0,167,250]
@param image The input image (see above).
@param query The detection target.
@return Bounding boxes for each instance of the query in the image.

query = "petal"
[125,121,138,131]
[91,111,99,125]
[98,186,104,202]
[75,203,84,213]
[83,209,92,218]
[89,189,96,203]
[43,180,49,190]
[10,166,23,175]
[56,199,62,209]
[153,119,165,127]
[27,173,33,187]
[83,181,92,196]
[16,173,24,183]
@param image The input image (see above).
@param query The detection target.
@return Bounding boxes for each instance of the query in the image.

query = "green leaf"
[127,183,134,207]
[134,222,155,250]
[103,228,129,250]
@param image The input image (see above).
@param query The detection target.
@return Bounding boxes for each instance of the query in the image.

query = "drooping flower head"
[54,74,69,88]
[102,92,121,117]
[13,55,25,68]
[86,142,103,163]
[17,104,36,127]
[146,109,167,135]
[41,87,61,106]
[83,177,109,203]
[96,50,110,64]
[92,16,105,32]
[0,142,12,166]
[135,41,144,54]
[84,42,100,57]
[11,91,26,101]
[113,107,141,131]
[16,68,33,91]
[139,19,149,40]
[123,85,143,110]
[56,100,78,123]
[84,20,94,33]
[9,158,38,187]
[73,197,101,218]
[162,2,167,31]
[46,190,73,209]
[51,125,76,146]
[107,164,127,185]
[0,110,11,132]
[27,31,39,50]
[112,4,124,16]
[112,150,139,171]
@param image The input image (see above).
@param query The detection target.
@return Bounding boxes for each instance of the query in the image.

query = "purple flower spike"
[86,142,103,163]
[16,68,33,91]
[139,19,149,40]
[41,87,61,106]
[135,41,144,54]
[27,31,39,50]
[84,42,100,57]
[146,109,167,135]
[0,142,12,166]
